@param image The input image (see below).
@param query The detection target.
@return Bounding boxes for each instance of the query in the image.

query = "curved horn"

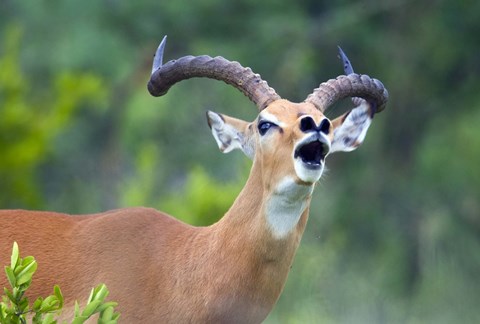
[305,47,388,113]
[147,36,281,111]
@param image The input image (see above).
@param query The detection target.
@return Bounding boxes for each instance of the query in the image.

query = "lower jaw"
[294,160,324,183]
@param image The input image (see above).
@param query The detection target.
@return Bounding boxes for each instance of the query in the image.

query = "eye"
[258,121,276,136]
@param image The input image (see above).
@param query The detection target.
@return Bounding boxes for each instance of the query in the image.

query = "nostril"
[300,116,331,135]
[319,119,331,134]
[300,116,316,133]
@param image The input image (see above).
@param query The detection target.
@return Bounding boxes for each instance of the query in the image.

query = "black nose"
[299,117,330,134]
[300,116,316,133]
[319,119,330,134]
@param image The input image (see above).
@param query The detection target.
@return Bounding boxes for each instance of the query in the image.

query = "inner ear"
[206,111,255,159]
[329,99,374,153]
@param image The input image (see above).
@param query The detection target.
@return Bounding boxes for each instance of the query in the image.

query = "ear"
[329,99,376,153]
[206,110,255,159]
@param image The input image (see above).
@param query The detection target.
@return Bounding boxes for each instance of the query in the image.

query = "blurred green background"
[1,0,479,322]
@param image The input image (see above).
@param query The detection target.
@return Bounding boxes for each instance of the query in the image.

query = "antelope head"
[148,37,388,190]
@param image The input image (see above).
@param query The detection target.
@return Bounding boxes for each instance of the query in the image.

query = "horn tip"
[151,35,168,75]
[337,46,354,75]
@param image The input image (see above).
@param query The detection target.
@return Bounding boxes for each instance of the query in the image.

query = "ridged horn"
[147,36,281,111]
[305,47,388,113]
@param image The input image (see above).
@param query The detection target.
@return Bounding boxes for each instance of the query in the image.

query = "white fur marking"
[266,177,313,239]
[258,112,286,127]
[208,111,243,153]
[331,101,372,152]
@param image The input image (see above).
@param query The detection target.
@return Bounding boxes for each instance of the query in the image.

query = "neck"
[212,160,314,279]
[197,161,315,320]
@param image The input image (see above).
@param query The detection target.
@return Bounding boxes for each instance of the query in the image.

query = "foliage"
[1,0,479,322]
[161,166,245,226]
[0,25,107,209]
[0,243,119,324]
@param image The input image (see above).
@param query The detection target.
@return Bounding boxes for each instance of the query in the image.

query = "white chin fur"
[294,159,324,183]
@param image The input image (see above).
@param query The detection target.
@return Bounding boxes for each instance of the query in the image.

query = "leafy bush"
[0,242,119,324]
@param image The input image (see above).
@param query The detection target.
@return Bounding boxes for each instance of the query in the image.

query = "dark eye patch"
[258,121,277,136]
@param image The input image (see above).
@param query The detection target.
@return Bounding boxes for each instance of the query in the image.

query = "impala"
[0,37,388,323]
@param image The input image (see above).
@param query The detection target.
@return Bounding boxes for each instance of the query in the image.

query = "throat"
[265,177,313,239]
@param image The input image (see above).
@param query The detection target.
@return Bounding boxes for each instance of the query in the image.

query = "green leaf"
[16,259,37,286]
[99,305,114,321]
[99,320,118,324]
[54,285,63,309]
[71,315,88,324]
[5,266,16,287]
[32,311,43,323]
[41,312,55,324]
[74,301,81,317]
[40,295,59,312]
[81,300,101,317]
[33,296,43,311]
[11,242,19,269]
[22,256,35,265]
[86,287,94,304]
[96,302,117,313]
[92,284,109,302]
[3,287,15,302]
[18,297,29,312]
[13,256,36,276]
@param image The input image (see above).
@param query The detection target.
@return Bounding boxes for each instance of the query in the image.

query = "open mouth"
[294,140,328,169]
